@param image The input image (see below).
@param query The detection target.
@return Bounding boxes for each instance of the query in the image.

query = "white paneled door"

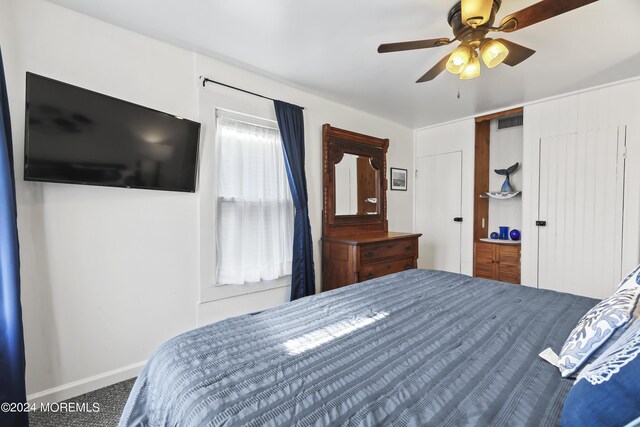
[537,127,626,299]
[415,151,463,273]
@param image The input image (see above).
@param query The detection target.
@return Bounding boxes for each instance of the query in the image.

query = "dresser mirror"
[322,124,388,237]
[334,153,380,216]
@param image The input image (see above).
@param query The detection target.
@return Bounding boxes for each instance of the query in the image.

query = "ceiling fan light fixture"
[461,0,493,27]
[460,54,481,80]
[480,39,509,68]
[446,44,472,75]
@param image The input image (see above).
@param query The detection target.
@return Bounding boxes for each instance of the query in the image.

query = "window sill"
[200,276,291,303]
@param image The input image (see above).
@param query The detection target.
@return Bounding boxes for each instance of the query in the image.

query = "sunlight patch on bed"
[283,311,389,355]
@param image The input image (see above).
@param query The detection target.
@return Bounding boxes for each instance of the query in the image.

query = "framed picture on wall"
[390,168,407,191]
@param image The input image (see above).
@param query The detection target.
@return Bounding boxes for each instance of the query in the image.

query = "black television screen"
[24,73,201,192]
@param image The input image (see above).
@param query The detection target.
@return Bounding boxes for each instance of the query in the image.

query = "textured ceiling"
[44,0,640,128]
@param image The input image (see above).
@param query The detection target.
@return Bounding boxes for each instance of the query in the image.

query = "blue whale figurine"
[495,162,519,192]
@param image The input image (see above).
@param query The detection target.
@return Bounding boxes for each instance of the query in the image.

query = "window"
[215,116,294,285]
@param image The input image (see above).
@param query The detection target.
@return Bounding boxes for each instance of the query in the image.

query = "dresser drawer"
[360,238,417,263]
[322,232,422,291]
[359,257,415,281]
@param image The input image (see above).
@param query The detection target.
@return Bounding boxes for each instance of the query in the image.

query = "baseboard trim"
[27,361,146,404]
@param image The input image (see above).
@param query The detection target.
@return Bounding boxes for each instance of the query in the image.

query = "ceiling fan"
[378,0,599,82]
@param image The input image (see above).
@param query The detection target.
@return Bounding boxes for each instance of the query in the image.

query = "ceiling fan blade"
[497,39,536,66]
[499,0,598,33]
[416,55,450,83]
[378,38,451,53]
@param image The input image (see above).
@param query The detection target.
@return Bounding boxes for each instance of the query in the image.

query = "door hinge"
[536,220,547,227]
[453,217,463,222]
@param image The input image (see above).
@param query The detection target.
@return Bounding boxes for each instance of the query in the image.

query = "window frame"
[205,108,293,300]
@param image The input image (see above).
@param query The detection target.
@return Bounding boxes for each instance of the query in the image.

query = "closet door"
[415,151,463,273]
[537,127,626,299]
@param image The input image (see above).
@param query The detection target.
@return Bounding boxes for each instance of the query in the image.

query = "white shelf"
[480,191,521,200]
[479,238,521,245]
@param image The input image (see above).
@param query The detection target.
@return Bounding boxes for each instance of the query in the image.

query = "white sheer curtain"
[216,117,294,285]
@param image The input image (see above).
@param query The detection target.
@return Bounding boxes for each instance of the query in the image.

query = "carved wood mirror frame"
[322,124,388,237]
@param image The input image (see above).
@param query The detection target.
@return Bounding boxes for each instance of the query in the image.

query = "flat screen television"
[24,73,201,192]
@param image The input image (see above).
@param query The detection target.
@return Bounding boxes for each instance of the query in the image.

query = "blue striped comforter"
[119,269,597,427]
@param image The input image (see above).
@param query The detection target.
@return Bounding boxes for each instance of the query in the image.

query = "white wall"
[521,80,640,288]
[414,78,640,291]
[3,0,201,402]
[414,120,476,275]
[1,0,414,402]
[488,119,523,235]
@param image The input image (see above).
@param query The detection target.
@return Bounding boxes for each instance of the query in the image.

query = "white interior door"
[537,127,626,299]
[415,151,463,273]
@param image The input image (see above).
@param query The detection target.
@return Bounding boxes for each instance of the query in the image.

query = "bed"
[119,269,598,427]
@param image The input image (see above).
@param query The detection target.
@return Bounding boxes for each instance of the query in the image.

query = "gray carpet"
[29,378,135,427]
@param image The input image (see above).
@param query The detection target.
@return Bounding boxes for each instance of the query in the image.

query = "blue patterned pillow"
[618,264,640,289]
[558,265,640,378]
[560,319,640,426]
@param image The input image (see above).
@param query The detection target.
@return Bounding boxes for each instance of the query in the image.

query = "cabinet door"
[474,242,497,280]
[416,151,463,273]
[497,245,520,284]
[537,127,624,299]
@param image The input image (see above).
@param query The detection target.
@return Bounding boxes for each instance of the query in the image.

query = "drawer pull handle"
[404,245,412,251]
[365,272,374,278]
[364,251,374,257]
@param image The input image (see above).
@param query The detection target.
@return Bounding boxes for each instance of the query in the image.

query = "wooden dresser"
[473,241,520,284]
[321,124,422,292]
[322,232,421,292]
